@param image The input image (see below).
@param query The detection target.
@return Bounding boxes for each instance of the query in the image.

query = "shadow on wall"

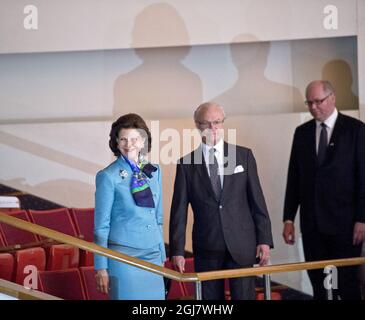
[2,178,94,208]
[113,2,203,119]
[321,59,359,110]
[213,34,303,115]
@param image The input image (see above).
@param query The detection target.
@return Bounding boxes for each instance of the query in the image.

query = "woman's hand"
[95,269,109,294]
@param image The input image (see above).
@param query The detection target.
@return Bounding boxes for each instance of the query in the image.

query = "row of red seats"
[0,208,95,286]
[0,254,195,300]
[0,252,191,300]
[0,208,94,244]
[37,267,109,300]
[0,251,281,300]
[0,208,281,300]
[0,208,94,269]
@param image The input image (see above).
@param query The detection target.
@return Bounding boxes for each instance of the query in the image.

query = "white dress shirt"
[202,138,224,188]
[315,108,338,153]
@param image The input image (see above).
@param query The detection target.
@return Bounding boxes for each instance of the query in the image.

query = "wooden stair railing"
[1,210,365,286]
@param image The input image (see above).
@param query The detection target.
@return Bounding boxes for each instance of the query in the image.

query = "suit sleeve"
[169,162,189,257]
[283,129,300,222]
[155,165,166,263]
[156,165,164,225]
[93,170,114,270]
[247,149,274,247]
[356,123,365,222]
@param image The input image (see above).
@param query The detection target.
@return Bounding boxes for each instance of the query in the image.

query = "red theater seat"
[164,259,187,300]
[0,253,14,281]
[183,257,195,297]
[47,244,79,271]
[38,268,86,300]
[28,209,80,269]
[256,291,282,300]
[0,233,5,247]
[79,250,93,267]
[79,266,108,300]
[0,210,38,246]
[69,208,94,242]
[28,208,78,238]
[224,279,231,300]
[14,247,46,286]
[70,208,94,266]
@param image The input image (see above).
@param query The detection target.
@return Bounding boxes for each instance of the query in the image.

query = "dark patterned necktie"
[317,122,328,166]
[209,148,222,199]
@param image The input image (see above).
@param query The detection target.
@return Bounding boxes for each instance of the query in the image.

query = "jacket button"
[147,225,151,229]
[219,205,223,209]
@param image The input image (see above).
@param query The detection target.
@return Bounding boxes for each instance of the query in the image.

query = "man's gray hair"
[306,80,335,97]
[194,102,226,123]
[322,80,335,95]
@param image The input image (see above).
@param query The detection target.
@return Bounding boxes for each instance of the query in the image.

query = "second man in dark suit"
[283,80,365,299]
[169,102,273,300]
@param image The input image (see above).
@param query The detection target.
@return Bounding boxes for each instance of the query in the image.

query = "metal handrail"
[0,279,62,300]
[1,211,365,300]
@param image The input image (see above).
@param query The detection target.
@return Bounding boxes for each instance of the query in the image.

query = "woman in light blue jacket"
[94,113,166,300]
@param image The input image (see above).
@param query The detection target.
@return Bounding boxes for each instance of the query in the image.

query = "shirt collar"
[202,138,224,157]
[316,108,338,129]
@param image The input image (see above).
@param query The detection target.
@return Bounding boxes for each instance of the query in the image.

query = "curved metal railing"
[1,211,364,300]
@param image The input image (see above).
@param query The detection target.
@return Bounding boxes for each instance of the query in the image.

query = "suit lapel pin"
[119,169,128,179]
[223,157,229,168]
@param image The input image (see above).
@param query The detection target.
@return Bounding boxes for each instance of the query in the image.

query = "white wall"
[0,37,358,121]
[0,1,364,295]
[0,0,358,53]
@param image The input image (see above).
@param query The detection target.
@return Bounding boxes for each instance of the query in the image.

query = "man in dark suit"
[283,80,365,300]
[169,102,273,300]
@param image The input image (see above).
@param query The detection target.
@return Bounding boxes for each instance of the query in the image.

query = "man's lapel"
[191,147,218,201]
[324,113,344,165]
[308,120,317,167]
[220,142,236,202]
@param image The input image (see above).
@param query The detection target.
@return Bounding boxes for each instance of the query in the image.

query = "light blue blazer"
[94,156,165,270]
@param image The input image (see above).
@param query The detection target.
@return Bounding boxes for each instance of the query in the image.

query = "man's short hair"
[194,102,226,123]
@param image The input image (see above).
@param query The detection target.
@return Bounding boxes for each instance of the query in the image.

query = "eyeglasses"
[197,119,225,128]
[118,137,141,144]
[304,93,332,107]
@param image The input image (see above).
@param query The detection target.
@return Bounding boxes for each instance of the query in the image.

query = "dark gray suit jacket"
[169,142,273,266]
[284,113,365,235]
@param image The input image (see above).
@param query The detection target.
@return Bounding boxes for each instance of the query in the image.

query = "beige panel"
[358,0,365,122]
[113,47,203,119]
[213,36,304,114]
[0,0,357,54]
[357,0,365,295]
[0,37,357,121]
[291,37,358,111]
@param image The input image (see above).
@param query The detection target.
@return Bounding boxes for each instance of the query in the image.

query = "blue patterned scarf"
[122,155,157,208]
